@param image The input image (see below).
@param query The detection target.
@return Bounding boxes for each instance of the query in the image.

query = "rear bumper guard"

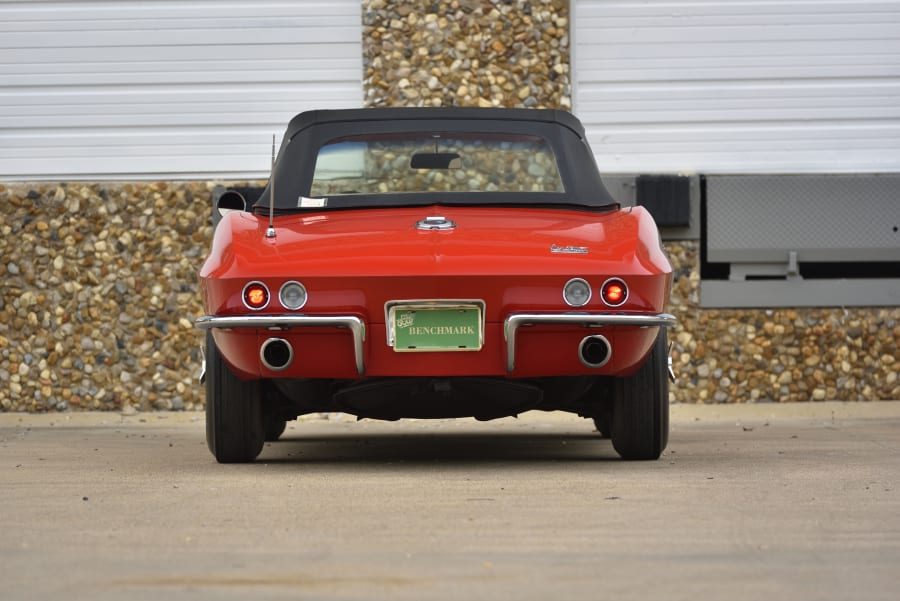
[503,312,677,373]
[195,315,367,376]
[195,311,676,377]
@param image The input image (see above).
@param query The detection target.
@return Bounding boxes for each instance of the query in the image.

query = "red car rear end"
[196,108,675,462]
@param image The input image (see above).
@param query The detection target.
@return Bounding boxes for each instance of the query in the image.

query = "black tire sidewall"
[205,331,265,462]
[611,330,669,460]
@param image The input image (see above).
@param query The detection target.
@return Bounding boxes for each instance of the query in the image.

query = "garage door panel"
[0,0,362,179]
[574,0,900,173]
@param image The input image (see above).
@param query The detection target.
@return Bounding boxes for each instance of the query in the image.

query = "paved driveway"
[1,402,898,600]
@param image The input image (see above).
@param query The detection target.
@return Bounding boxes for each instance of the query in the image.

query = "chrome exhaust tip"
[260,338,293,371]
[578,335,612,368]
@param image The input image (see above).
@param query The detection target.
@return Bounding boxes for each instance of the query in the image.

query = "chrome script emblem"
[550,244,589,255]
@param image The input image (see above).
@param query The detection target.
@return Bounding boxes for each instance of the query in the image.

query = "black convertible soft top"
[284,107,588,141]
[254,107,616,214]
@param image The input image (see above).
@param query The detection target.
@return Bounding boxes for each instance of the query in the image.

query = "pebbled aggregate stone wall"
[363,0,571,110]
[0,1,896,411]
[664,242,898,403]
[1,183,897,413]
[0,183,215,412]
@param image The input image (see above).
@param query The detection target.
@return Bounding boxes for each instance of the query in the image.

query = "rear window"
[310,132,564,197]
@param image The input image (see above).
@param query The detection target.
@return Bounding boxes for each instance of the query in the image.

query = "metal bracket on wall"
[728,251,801,282]
[601,174,700,241]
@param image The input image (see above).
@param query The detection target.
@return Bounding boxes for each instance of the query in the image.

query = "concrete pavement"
[1,401,898,600]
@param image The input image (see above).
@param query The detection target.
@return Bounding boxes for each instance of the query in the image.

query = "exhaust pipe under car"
[579,335,612,368]
[260,338,293,371]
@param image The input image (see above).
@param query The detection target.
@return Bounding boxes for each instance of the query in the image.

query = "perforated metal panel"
[707,175,900,263]
[702,174,900,307]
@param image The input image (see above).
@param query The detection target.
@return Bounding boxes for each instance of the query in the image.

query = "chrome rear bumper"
[195,311,676,377]
[195,315,367,376]
[503,312,677,373]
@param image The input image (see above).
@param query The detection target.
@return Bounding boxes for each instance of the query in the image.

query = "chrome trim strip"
[195,315,366,375]
[198,344,206,384]
[667,341,676,384]
[503,312,677,373]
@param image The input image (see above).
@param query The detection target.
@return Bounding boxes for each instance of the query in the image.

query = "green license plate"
[391,305,483,352]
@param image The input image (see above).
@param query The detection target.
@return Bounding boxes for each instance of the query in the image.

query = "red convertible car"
[196,108,675,463]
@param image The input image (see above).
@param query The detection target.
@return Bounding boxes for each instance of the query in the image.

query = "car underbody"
[268,374,605,422]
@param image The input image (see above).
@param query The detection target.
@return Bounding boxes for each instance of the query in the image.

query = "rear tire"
[591,401,613,439]
[610,330,669,460]
[205,331,265,463]
[264,415,287,442]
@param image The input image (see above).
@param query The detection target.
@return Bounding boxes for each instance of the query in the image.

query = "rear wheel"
[205,331,265,463]
[264,414,287,442]
[610,330,669,460]
[591,401,613,439]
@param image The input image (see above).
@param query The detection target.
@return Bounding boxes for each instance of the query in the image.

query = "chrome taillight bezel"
[563,278,592,307]
[600,277,629,307]
[279,281,308,311]
[242,281,270,311]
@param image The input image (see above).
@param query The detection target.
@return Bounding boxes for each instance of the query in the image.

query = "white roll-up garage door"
[574,0,900,174]
[0,0,362,179]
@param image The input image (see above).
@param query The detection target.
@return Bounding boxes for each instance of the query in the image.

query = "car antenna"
[266,134,276,239]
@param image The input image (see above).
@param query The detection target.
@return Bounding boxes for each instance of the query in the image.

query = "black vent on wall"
[636,175,691,228]
[224,186,265,205]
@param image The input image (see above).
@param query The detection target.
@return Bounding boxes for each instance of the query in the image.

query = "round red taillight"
[242,281,270,310]
[601,278,628,307]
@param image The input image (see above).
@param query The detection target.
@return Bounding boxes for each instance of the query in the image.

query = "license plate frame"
[386,301,485,352]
